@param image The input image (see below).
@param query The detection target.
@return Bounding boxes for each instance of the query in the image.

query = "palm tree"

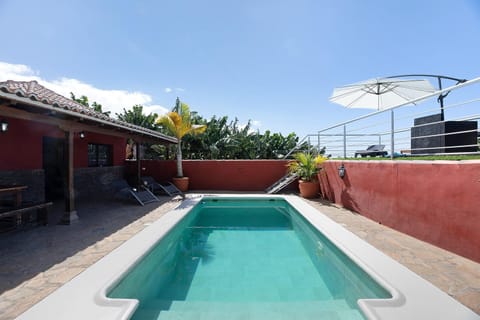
[156,98,206,177]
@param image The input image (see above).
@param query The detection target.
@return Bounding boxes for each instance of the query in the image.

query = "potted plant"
[156,98,206,191]
[287,152,327,198]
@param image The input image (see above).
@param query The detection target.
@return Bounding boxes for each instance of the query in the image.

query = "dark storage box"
[411,115,478,154]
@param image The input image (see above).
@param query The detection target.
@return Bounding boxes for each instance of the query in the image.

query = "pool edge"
[16,194,480,320]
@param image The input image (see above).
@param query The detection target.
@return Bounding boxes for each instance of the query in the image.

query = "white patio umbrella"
[329,77,436,110]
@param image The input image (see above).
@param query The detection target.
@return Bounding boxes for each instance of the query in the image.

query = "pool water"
[108,198,391,320]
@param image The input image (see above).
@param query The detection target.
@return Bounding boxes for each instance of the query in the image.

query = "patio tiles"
[0,195,478,319]
[305,198,480,315]
[0,196,181,320]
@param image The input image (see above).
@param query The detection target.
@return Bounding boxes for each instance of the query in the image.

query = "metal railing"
[286,77,480,159]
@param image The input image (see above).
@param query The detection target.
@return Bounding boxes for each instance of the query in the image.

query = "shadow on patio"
[0,196,180,295]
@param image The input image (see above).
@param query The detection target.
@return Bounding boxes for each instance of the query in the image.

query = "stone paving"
[305,198,480,315]
[0,195,478,320]
[0,196,181,320]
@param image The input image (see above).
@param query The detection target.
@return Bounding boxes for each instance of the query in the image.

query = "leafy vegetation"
[70,92,110,116]
[395,155,480,161]
[116,105,158,130]
[287,153,328,181]
[181,117,303,160]
[70,94,311,160]
[156,98,207,177]
[339,154,480,161]
[69,93,480,162]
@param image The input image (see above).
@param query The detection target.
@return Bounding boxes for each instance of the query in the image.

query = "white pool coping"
[17,194,480,320]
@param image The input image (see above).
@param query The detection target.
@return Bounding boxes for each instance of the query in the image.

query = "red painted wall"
[126,160,292,191]
[0,117,62,170]
[319,160,480,263]
[0,117,126,170]
[74,132,125,167]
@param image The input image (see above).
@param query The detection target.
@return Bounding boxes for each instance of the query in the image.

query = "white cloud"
[142,104,168,116]
[164,87,185,94]
[238,120,262,134]
[251,120,262,128]
[0,61,169,117]
[0,61,40,81]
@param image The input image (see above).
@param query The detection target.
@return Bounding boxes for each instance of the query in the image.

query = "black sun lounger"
[112,179,159,206]
[354,144,388,158]
[141,176,184,198]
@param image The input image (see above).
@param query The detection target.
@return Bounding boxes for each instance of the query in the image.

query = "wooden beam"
[0,104,172,144]
[60,130,79,224]
[136,141,142,187]
[1,93,177,142]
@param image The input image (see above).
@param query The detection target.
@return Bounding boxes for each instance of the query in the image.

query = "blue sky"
[0,0,479,137]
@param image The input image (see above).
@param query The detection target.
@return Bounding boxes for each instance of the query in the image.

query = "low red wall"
[319,160,480,263]
[126,158,479,262]
[126,160,292,191]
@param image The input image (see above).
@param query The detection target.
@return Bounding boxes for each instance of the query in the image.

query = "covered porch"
[0,80,176,226]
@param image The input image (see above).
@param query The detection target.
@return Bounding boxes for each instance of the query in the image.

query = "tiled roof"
[0,80,176,142]
[0,79,107,117]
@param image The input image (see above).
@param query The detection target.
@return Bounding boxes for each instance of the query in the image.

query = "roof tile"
[0,80,176,142]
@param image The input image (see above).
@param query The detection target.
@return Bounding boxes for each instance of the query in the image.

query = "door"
[42,137,66,201]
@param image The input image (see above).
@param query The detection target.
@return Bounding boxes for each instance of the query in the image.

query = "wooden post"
[136,141,141,187]
[60,130,78,224]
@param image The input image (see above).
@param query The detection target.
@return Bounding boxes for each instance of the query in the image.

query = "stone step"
[155,309,364,320]
[136,299,365,320]
[168,299,351,312]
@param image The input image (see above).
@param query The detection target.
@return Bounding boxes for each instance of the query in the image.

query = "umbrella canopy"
[330,77,436,110]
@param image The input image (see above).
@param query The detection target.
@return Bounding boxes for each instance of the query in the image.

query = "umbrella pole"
[438,77,445,121]
[384,74,468,121]
[390,110,395,159]
[377,83,380,110]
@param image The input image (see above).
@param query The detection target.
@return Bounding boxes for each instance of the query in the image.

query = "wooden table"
[0,185,28,207]
[0,185,32,230]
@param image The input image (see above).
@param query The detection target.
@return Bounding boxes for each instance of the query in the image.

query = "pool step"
[156,309,364,320]
[135,299,365,320]
[168,299,352,312]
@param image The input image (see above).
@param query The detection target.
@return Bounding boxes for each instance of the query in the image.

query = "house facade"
[0,80,176,223]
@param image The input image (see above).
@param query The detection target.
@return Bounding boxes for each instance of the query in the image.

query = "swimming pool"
[17,195,480,320]
[108,197,391,319]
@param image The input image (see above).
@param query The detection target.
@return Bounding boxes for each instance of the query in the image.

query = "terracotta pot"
[172,177,189,192]
[298,180,319,198]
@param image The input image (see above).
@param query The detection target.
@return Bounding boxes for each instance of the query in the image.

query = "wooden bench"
[0,202,53,228]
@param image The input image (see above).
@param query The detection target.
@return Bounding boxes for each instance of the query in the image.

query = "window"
[88,143,113,167]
